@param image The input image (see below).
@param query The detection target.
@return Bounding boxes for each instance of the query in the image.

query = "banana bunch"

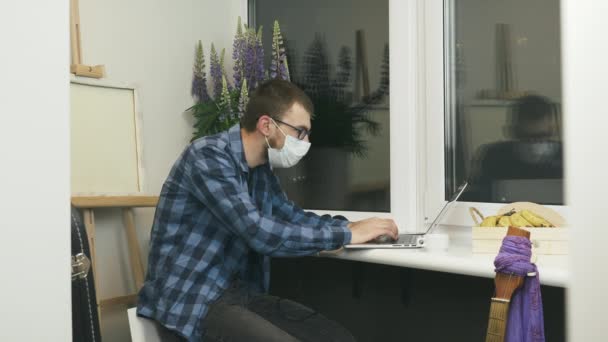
[480,209,555,228]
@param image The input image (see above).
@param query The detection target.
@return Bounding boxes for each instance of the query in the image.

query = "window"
[249,0,391,212]
[444,0,564,205]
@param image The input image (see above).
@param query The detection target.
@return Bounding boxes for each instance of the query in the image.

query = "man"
[464,94,563,202]
[137,79,398,341]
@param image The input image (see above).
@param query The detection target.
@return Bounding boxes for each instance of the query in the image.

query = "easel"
[70,0,105,78]
[71,195,159,321]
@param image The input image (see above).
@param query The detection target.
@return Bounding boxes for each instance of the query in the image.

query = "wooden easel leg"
[70,0,82,65]
[122,208,145,291]
[82,209,102,329]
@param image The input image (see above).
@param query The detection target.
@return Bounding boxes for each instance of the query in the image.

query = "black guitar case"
[71,207,102,342]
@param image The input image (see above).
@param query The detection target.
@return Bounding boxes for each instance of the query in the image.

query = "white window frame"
[246,0,425,232]
[242,0,251,25]
[310,0,425,233]
[422,0,568,228]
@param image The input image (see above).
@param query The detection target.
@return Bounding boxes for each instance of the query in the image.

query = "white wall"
[79,0,245,191]
[0,1,71,341]
[563,1,608,340]
[77,1,244,340]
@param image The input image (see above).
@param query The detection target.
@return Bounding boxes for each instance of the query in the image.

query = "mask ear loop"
[270,118,289,137]
[263,117,277,150]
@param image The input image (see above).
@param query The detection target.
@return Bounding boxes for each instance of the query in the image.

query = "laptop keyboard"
[397,235,421,245]
[368,234,421,245]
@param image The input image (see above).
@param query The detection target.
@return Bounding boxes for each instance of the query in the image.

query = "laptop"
[344,182,468,249]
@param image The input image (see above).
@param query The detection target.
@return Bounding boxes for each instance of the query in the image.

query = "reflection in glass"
[252,0,390,211]
[445,0,563,204]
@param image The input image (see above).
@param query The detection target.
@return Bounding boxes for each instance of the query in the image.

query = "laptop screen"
[424,182,468,234]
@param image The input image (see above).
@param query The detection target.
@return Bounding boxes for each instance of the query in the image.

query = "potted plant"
[276,34,389,209]
[188,17,289,140]
[187,18,389,209]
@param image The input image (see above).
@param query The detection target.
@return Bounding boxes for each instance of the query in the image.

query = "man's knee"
[259,297,356,342]
[314,313,356,342]
[205,304,299,342]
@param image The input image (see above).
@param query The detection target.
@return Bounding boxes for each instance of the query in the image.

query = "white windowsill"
[320,225,569,288]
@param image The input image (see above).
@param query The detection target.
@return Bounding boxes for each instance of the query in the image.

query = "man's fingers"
[381,219,398,236]
[382,228,398,240]
[391,229,398,239]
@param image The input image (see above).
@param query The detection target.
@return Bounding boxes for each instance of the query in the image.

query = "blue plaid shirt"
[137,124,351,341]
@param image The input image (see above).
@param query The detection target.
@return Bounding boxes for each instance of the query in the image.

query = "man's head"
[239,79,314,168]
[241,79,313,147]
[506,95,558,140]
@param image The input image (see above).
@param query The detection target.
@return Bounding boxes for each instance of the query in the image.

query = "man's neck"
[241,128,268,169]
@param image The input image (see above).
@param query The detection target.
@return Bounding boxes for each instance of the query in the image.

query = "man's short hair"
[240,79,314,132]
[508,94,558,139]
[512,95,555,123]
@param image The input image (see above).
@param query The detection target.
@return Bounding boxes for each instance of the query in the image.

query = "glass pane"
[251,0,390,211]
[445,0,564,204]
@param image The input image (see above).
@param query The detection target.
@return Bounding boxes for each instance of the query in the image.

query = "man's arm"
[267,173,400,246]
[269,174,350,230]
[185,146,351,257]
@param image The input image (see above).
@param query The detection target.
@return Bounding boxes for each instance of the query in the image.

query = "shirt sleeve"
[184,145,351,257]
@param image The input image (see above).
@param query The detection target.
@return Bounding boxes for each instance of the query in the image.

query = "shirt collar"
[228,124,249,174]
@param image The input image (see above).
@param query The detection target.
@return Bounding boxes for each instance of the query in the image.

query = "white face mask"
[265,120,311,168]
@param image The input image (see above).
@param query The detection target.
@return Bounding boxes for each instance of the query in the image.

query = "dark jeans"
[201,282,356,342]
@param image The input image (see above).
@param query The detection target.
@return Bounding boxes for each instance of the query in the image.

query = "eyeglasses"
[272,118,311,140]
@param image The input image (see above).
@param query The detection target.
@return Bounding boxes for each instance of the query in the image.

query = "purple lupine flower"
[220,48,233,92]
[270,20,290,81]
[237,78,249,118]
[254,26,266,87]
[232,17,246,90]
[192,77,209,103]
[242,28,257,92]
[242,26,265,91]
[209,43,223,100]
[218,75,232,121]
[191,40,210,103]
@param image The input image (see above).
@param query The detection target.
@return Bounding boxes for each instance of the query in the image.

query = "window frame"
[423,0,568,228]
[246,0,425,232]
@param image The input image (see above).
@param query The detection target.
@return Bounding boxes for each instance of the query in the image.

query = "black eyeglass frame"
[272,118,311,140]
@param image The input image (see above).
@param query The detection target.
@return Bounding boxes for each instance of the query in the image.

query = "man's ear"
[257,115,272,136]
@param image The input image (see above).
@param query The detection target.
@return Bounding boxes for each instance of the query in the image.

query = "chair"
[127,307,182,342]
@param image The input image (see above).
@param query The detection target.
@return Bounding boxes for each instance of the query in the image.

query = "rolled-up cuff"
[327,222,351,249]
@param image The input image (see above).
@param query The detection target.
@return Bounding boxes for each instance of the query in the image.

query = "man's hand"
[347,218,399,244]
